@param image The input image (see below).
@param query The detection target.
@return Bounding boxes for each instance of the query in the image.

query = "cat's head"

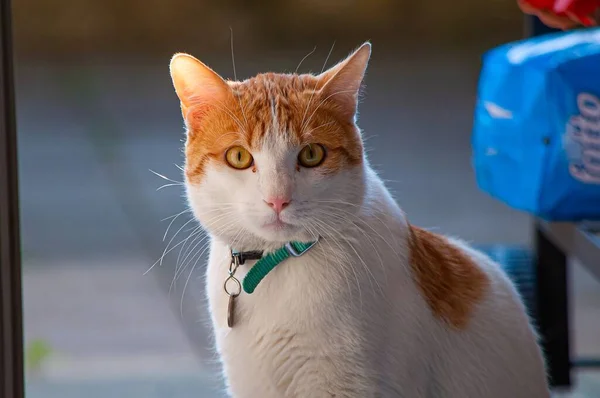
[170,43,371,249]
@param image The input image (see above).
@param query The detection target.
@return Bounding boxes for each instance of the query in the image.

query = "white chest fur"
[201,190,549,398]
[204,203,429,398]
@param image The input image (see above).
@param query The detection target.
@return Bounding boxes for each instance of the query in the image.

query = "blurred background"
[11,0,600,396]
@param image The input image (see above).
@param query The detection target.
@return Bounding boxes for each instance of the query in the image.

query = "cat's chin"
[262,219,295,231]
[255,222,307,243]
[209,225,314,252]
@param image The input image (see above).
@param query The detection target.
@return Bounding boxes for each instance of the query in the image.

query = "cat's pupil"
[237,151,242,162]
[308,148,314,159]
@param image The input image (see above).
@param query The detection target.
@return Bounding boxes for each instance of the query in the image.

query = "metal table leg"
[534,223,572,387]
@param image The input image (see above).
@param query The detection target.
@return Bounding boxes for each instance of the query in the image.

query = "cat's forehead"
[223,73,330,147]
[230,73,321,99]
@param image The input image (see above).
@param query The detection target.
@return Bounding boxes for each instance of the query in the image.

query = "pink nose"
[264,197,291,213]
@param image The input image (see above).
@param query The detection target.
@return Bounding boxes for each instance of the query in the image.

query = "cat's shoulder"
[407,225,491,330]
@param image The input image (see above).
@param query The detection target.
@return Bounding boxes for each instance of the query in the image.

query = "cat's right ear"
[316,43,371,122]
[169,53,232,122]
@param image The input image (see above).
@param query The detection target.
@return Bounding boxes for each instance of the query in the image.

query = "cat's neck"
[219,237,291,254]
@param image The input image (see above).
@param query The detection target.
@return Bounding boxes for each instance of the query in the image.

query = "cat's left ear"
[169,53,233,122]
[318,42,371,121]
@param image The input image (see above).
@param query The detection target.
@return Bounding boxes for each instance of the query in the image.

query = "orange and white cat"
[169,43,550,397]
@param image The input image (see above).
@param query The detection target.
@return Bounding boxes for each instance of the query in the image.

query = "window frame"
[0,0,25,396]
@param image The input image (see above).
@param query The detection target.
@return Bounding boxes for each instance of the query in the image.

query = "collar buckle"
[284,237,320,257]
[231,250,263,265]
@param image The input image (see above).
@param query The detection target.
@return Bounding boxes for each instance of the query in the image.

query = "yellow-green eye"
[225,146,253,169]
[298,144,326,168]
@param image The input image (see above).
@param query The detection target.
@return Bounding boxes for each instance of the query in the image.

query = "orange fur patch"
[408,225,489,330]
[184,73,363,183]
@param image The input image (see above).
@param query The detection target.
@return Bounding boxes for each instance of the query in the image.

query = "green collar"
[232,240,319,294]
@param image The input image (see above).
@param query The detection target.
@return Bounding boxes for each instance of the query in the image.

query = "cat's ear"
[169,53,232,121]
[317,42,371,121]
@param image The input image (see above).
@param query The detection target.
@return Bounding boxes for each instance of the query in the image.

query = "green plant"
[25,339,53,372]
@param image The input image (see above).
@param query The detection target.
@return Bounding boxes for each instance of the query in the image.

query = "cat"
[168,42,551,398]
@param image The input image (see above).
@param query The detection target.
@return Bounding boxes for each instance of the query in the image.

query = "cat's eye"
[225,146,253,170]
[298,144,326,168]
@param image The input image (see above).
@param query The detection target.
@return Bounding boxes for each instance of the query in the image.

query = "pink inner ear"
[317,44,371,120]
[185,102,213,129]
[179,83,233,129]
[170,53,233,121]
[181,81,229,108]
[319,70,362,120]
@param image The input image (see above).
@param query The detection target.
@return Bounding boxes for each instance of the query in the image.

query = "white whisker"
[229,27,250,133]
[144,226,203,276]
[157,182,184,191]
[301,89,356,135]
[295,46,317,74]
[149,169,183,184]
[161,208,191,222]
[180,240,213,317]
[310,218,363,309]
[299,41,336,136]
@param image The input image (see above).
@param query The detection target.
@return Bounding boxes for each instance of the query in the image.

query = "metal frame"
[535,221,600,386]
[0,0,25,396]
[539,223,600,281]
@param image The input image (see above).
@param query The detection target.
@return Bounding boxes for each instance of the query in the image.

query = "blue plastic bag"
[473,28,600,221]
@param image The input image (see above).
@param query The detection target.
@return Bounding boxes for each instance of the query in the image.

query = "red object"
[520,0,600,27]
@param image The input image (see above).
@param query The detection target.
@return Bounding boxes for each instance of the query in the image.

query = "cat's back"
[402,226,550,397]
